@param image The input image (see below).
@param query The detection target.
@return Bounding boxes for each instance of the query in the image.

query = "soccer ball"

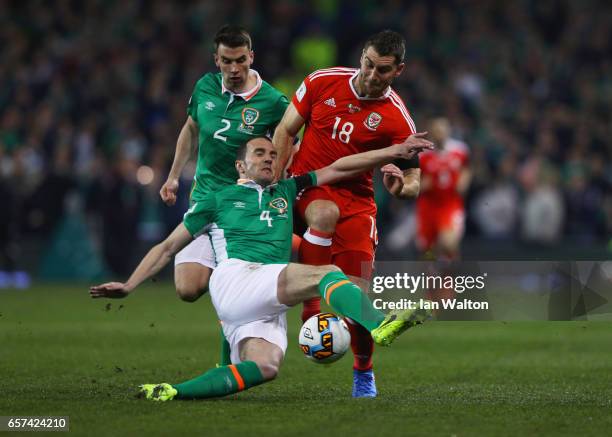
[298,312,351,364]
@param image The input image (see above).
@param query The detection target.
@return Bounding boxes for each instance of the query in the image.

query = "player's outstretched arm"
[315,132,433,186]
[272,103,304,180]
[89,224,193,298]
[160,116,199,206]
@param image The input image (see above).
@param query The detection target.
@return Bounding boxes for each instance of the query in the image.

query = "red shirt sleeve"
[291,74,317,120]
[389,113,417,145]
[449,141,470,167]
[387,92,417,145]
[389,108,420,168]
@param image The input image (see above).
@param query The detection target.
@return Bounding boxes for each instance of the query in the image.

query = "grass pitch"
[1,283,611,436]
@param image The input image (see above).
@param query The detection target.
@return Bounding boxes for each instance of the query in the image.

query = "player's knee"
[439,241,459,256]
[175,268,210,302]
[175,284,206,302]
[306,202,340,233]
[438,231,461,254]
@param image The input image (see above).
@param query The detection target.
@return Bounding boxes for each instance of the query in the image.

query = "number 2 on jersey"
[214,119,231,142]
[331,117,353,143]
[260,210,273,227]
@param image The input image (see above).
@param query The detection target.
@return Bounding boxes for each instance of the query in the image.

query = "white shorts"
[175,234,216,269]
[209,259,289,364]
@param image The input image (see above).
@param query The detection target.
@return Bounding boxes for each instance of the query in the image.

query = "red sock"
[345,318,374,371]
[425,252,458,315]
[333,250,374,371]
[299,228,333,322]
[301,297,321,323]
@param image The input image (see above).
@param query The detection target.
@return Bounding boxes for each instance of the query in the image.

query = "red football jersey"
[418,138,469,204]
[289,67,417,198]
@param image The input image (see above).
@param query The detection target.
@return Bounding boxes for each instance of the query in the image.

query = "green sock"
[318,271,385,331]
[219,327,232,366]
[173,361,264,399]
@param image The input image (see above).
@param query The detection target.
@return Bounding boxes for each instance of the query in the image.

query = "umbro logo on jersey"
[205,101,215,110]
[233,201,246,208]
[324,98,336,108]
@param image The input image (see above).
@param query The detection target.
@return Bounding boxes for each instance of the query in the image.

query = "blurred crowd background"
[0,0,610,283]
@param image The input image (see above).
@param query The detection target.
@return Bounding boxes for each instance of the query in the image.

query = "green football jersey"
[183,173,317,264]
[187,70,289,202]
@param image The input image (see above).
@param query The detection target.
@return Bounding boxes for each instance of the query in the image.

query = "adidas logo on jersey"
[324,98,336,107]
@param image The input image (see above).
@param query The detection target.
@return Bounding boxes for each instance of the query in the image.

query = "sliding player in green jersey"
[159,25,288,365]
[90,134,433,401]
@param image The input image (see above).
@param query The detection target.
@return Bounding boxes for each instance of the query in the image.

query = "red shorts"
[295,185,378,258]
[416,198,465,251]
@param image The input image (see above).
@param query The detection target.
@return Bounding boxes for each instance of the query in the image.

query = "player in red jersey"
[416,118,470,314]
[273,30,432,397]
[416,117,471,260]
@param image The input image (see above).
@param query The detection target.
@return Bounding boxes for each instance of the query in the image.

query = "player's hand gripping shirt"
[187,71,289,202]
[289,67,418,198]
[183,173,316,264]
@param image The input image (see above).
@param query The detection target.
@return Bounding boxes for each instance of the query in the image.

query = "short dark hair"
[363,30,405,64]
[214,25,252,52]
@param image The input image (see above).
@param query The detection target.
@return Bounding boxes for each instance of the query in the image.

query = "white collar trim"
[222,70,263,101]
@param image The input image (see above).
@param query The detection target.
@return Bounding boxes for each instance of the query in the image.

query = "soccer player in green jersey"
[159,25,288,303]
[90,134,433,401]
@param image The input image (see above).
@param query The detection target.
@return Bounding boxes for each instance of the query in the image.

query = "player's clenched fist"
[381,164,404,196]
[160,178,179,206]
[381,163,404,179]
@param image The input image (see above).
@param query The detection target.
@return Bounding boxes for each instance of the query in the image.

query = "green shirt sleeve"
[267,93,289,136]
[183,192,217,237]
[187,92,198,124]
[187,75,208,124]
[275,94,289,121]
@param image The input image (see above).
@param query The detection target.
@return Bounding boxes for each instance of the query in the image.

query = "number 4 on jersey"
[260,210,273,227]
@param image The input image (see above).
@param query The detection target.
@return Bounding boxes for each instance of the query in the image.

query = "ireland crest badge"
[242,108,260,126]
